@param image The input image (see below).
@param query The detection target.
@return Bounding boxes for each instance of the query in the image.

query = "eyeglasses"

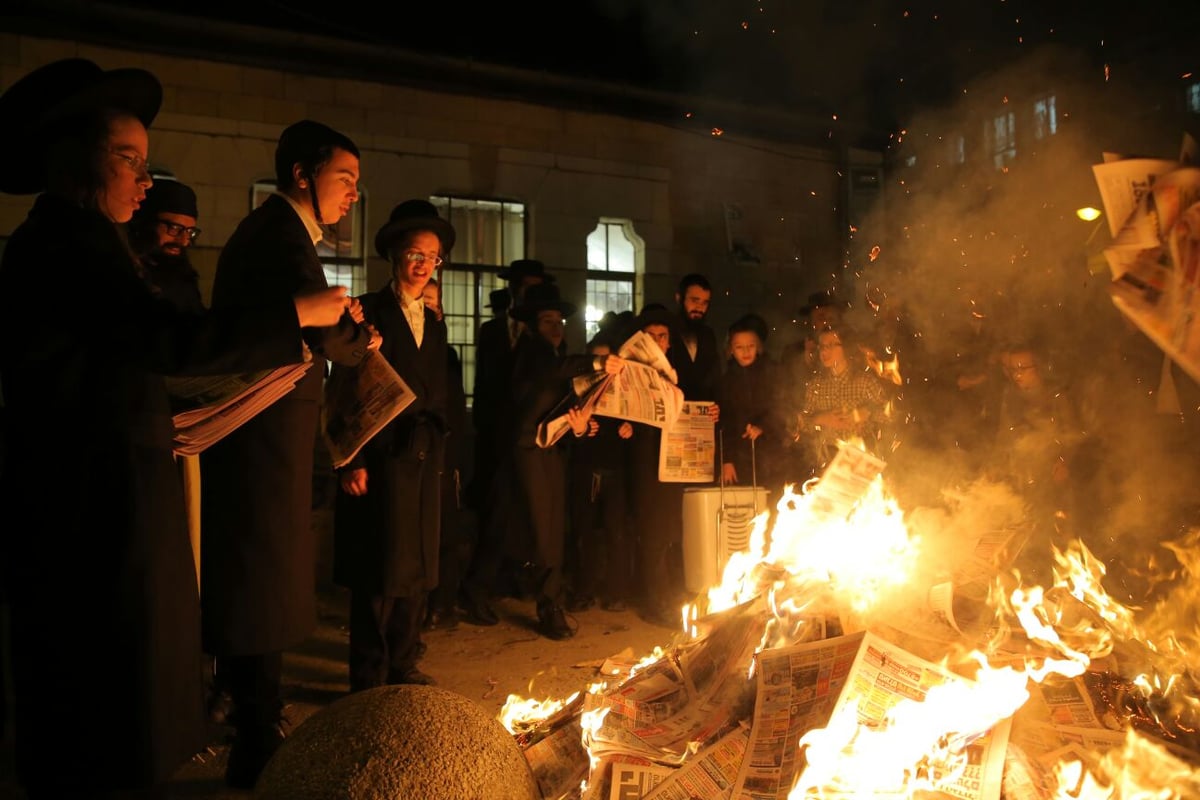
[157,220,202,241]
[107,148,150,177]
[399,251,443,268]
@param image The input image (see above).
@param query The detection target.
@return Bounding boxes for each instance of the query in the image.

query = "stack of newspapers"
[167,362,313,456]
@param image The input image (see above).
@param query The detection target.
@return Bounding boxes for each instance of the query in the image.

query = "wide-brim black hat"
[0,58,162,194]
[374,199,457,259]
[634,303,678,333]
[497,258,557,284]
[509,282,577,323]
[485,288,511,310]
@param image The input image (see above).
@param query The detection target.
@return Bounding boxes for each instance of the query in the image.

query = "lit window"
[1032,94,1057,140]
[1187,82,1200,113]
[433,196,526,406]
[585,219,643,342]
[987,111,1017,169]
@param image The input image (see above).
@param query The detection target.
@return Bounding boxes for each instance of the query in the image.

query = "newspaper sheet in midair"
[169,361,312,455]
[1092,139,1200,383]
[321,349,417,468]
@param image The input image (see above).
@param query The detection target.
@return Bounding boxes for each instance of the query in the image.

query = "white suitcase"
[681,486,769,593]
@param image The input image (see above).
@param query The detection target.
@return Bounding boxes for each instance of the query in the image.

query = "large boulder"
[255,685,540,800]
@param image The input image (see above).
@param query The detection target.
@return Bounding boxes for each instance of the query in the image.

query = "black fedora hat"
[374,199,456,259]
[497,258,557,284]
[0,58,162,195]
[634,302,678,333]
[510,282,577,323]
[485,288,511,310]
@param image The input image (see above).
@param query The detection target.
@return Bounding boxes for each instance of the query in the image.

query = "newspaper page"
[643,725,751,800]
[593,360,685,430]
[585,599,766,764]
[523,718,589,800]
[171,361,312,455]
[535,338,685,449]
[1091,157,1178,238]
[535,370,614,449]
[734,630,1011,800]
[619,329,678,386]
[658,400,716,482]
[805,442,887,520]
[606,757,674,800]
[321,350,418,468]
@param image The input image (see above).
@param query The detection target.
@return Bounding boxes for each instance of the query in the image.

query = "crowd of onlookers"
[5,56,1200,799]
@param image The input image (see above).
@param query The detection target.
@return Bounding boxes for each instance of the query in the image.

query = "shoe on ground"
[537,603,576,640]
[422,606,460,631]
[225,721,286,789]
[601,598,627,612]
[387,667,437,686]
[206,685,235,726]
[459,591,499,626]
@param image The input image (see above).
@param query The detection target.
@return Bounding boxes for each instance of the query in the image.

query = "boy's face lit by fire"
[729,330,762,367]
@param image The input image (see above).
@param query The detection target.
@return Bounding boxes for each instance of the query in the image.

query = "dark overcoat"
[332,284,448,596]
[0,194,303,792]
[200,194,370,655]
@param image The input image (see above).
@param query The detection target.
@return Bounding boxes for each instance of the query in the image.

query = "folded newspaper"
[534,330,685,449]
[321,349,417,468]
[169,361,313,456]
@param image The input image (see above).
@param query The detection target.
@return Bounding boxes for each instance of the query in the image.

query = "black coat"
[0,194,303,791]
[201,194,371,654]
[669,319,722,402]
[332,285,448,596]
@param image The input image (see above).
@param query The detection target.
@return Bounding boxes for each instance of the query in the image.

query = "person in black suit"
[0,61,352,799]
[331,200,452,690]
[200,119,377,789]
[460,259,557,625]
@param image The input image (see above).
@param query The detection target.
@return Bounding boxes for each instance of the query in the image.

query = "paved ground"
[0,587,683,799]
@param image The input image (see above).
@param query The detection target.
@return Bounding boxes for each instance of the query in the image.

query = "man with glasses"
[128,174,204,312]
[330,199,453,690]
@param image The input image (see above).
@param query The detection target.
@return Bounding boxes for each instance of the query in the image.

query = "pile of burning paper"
[501,444,1200,799]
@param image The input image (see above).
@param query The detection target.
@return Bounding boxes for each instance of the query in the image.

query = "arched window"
[585,218,643,342]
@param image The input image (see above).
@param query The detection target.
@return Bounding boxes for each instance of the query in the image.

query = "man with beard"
[128,175,204,313]
[669,273,722,403]
[668,273,722,481]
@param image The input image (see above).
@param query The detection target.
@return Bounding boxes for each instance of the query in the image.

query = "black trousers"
[216,651,283,730]
[347,592,425,692]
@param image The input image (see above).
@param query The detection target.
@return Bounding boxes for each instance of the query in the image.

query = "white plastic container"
[681,486,769,593]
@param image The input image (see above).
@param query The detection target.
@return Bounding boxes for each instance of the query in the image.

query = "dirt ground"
[0,586,684,799]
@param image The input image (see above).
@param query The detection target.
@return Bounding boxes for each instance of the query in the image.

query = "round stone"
[255,685,540,800]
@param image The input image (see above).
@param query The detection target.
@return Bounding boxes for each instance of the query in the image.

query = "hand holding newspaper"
[321,349,417,468]
[534,330,685,449]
